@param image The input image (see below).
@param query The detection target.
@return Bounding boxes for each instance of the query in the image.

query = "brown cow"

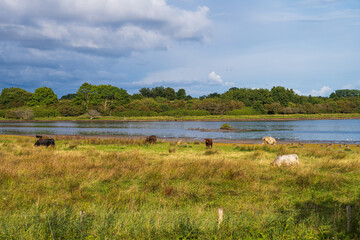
[145,135,157,144]
[205,138,213,148]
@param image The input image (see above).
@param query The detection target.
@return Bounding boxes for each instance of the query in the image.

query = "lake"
[1,119,360,143]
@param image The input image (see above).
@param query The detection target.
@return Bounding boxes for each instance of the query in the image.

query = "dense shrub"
[161,110,210,116]
[88,109,101,119]
[220,123,233,129]
[5,110,18,119]
[191,99,244,115]
[113,110,159,117]
[32,106,60,118]
[57,104,84,116]
[0,110,5,118]
[226,107,261,115]
[4,108,34,119]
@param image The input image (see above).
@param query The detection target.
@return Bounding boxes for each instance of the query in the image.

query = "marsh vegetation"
[0,135,359,239]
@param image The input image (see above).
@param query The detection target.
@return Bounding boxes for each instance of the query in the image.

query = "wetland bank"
[0,134,359,239]
[1,118,360,143]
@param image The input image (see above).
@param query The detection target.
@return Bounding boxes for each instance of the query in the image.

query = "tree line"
[0,84,360,119]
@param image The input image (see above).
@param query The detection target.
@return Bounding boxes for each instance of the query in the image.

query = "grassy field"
[1,113,360,122]
[0,135,359,239]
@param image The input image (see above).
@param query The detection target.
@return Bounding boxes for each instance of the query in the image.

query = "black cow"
[205,138,213,149]
[36,135,43,139]
[145,135,157,144]
[34,138,55,147]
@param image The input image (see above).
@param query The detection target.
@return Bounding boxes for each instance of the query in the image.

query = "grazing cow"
[262,136,277,145]
[34,138,55,147]
[36,135,43,139]
[271,154,299,167]
[145,135,157,144]
[205,138,213,149]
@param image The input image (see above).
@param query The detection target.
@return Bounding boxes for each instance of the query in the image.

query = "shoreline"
[4,134,360,145]
[1,116,360,123]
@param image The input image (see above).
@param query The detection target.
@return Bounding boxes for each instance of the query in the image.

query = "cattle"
[36,135,43,139]
[34,138,55,147]
[205,138,213,149]
[271,154,299,167]
[262,136,277,145]
[145,135,157,144]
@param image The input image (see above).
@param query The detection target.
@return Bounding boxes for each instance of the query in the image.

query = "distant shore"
[1,113,360,122]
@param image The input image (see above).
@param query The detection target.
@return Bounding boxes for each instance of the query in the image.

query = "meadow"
[0,135,359,239]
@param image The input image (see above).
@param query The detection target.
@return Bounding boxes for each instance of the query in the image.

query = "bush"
[226,107,261,115]
[161,110,210,116]
[0,109,6,118]
[22,108,34,120]
[220,123,233,130]
[113,110,159,117]
[4,108,34,120]
[33,106,60,118]
[57,103,84,116]
[88,109,101,119]
[5,109,19,119]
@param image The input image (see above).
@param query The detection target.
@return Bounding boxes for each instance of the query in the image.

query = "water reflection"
[0,119,360,143]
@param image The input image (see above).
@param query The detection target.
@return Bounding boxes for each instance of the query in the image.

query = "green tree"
[330,89,360,98]
[164,87,176,100]
[131,93,143,100]
[139,86,176,100]
[176,89,186,100]
[0,87,32,109]
[93,85,130,113]
[73,83,96,111]
[139,88,152,98]
[270,86,289,106]
[152,87,166,98]
[60,93,77,100]
[264,102,283,114]
[28,87,58,106]
[57,101,84,116]
[252,101,266,114]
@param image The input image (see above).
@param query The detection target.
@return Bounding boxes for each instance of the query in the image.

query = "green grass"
[1,113,360,122]
[0,135,359,239]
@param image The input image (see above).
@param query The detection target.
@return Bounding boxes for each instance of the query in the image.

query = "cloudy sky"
[0,0,359,97]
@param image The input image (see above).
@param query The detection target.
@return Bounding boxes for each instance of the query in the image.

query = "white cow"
[262,136,276,145]
[271,154,299,167]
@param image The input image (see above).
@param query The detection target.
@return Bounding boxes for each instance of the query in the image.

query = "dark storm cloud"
[0,0,211,95]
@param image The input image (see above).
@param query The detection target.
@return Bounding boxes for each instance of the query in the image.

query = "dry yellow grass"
[0,135,359,239]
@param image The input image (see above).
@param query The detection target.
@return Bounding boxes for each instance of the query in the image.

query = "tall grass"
[0,135,359,239]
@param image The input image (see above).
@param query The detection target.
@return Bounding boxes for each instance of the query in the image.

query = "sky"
[0,0,359,98]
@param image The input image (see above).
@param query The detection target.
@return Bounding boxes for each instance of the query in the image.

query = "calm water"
[1,119,360,143]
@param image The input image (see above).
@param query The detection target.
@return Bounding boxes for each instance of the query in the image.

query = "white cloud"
[208,71,233,86]
[208,71,222,84]
[310,86,333,96]
[0,0,210,56]
[341,84,353,89]
[342,81,360,90]
[134,67,201,86]
[293,89,304,96]
[134,69,234,87]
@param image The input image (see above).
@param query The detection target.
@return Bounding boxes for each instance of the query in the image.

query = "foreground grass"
[1,113,360,122]
[0,135,359,239]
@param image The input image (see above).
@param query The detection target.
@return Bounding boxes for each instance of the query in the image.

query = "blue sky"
[0,0,359,97]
